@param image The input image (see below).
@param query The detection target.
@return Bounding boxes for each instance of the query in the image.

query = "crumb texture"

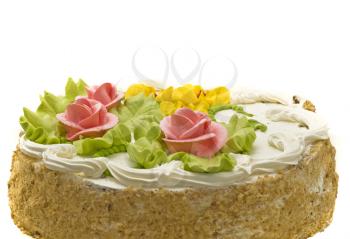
[8,140,337,239]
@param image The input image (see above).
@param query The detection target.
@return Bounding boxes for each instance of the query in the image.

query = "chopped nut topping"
[303,100,316,112]
[293,95,301,104]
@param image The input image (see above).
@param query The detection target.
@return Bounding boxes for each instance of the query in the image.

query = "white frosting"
[231,89,290,105]
[19,135,53,159]
[42,145,107,178]
[19,90,329,189]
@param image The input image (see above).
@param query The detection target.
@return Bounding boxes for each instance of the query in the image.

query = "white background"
[1,0,349,238]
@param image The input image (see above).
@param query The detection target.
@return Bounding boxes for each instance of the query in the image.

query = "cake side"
[8,140,337,239]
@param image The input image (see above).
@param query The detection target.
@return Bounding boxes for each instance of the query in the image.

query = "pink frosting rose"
[86,83,124,110]
[57,98,118,141]
[160,108,228,158]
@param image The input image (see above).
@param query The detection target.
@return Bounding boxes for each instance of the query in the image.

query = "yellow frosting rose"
[125,83,231,115]
[204,87,231,105]
[156,84,230,115]
[159,101,184,116]
[125,84,156,99]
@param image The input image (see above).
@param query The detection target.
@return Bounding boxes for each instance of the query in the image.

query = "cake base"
[8,140,337,239]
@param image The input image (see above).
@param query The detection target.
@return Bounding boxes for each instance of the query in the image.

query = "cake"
[8,79,338,239]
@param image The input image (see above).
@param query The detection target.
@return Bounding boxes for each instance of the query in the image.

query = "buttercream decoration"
[132,47,169,89]
[208,104,253,120]
[221,115,257,154]
[65,78,88,101]
[127,137,168,169]
[20,108,62,144]
[20,78,87,144]
[118,93,163,130]
[42,144,107,178]
[85,83,124,110]
[73,123,131,157]
[57,98,118,141]
[203,87,231,106]
[160,101,184,116]
[171,48,201,84]
[156,85,231,115]
[160,108,228,158]
[126,119,166,169]
[268,133,286,151]
[199,56,238,90]
[172,85,201,104]
[125,84,156,99]
[168,152,236,173]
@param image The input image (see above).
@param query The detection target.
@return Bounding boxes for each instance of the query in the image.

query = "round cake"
[8,80,338,239]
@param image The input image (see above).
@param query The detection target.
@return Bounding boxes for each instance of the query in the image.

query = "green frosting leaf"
[169,152,236,173]
[208,104,253,120]
[208,103,267,153]
[117,93,163,130]
[65,78,87,101]
[20,78,87,144]
[127,122,167,169]
[127,136,168,169]
[133,122,162,141]
[221,115,257,154]
[248,119,267,132]
[114,94,166,165]
[37,92,70,116]
[37,78,87,116]
[73,123,131,157]
[20,108,64,144]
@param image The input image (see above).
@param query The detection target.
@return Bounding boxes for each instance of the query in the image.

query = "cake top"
[19,79,328,188]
